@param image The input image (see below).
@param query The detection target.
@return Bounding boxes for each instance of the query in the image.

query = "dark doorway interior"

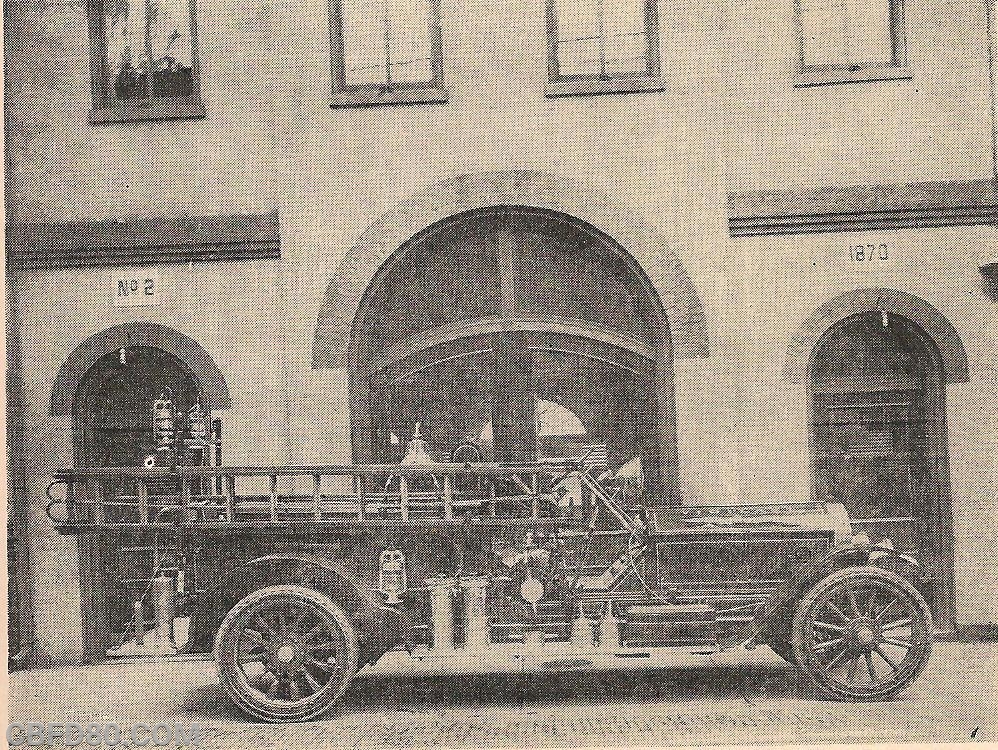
[73,346,201,468]
[350,208,675,502]
[72,346,203,654]
[809,312,954,632]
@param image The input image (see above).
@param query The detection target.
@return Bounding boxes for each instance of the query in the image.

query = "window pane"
[800,0,895,68]
[604,0,647,75]
[387,0,433,83]
[149,0,194,97]
[845,0,893,64]
[799,0,849,67]
[603,30,647,75]
[342,0,434,86]
[555,0,600,75]
[343,0,387,85]
[106,0,148,100]
[555,0,650,77]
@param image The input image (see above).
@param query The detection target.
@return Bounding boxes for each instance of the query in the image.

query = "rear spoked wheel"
[791,567,932,701]
[215,585,358,722]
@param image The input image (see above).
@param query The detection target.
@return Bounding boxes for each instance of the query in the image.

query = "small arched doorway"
[349,207,677,501]
[73,346,202,467]
[809,311,954,630]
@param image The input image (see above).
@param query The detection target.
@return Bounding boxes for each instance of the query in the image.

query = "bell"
[401,422,434,465]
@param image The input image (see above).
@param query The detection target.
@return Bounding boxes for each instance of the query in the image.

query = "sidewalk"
[9,642,997,747]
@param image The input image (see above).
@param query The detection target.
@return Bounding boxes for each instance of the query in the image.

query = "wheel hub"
[275,644,297,665]
[844,618,880,650]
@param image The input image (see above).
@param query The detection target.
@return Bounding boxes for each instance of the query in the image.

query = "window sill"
[794,65,912,87]
[545,76,666,98]
[330,86,449,108]
[89,96,206,124]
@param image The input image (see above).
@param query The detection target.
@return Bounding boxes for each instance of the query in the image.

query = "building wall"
[268,0,731,495]
[721,0,998,627]
[724,225,998,625]
[11,258,289,660]
[725,0,995,191]
[4,0,279,224]
[7,0,998,663]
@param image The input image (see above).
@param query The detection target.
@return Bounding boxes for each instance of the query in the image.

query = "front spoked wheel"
[215,585,358,722]
[791,567,932,701]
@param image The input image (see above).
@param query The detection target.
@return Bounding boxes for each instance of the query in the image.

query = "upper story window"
[88,0,205,123]
[545,0,664,97]
[795,0,910,86]
[329,0,447,107]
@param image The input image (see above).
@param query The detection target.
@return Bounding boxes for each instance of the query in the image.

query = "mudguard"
[185,552,406,661]
[753,542,926,645]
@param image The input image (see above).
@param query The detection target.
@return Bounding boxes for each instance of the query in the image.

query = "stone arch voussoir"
[786,288,969,384]
[312,170,709,369]
[51,321,231,416]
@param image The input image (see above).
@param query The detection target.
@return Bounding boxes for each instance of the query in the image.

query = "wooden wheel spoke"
[882,636,915,648]
[308,640,340,652]
[253,614,276,637]
[303,625,325,643]
[822,646,851,673]
[287,678,303,701]
[846,654,860,685]
[825,601,851,623]
[301,668,323,693]
[846,585,861,617]
[814,621,845,633]
[241,629,267,647]
[865,591,878,618]
[872,644,900,673]
[865,651,878,682]
[265,678,283,699]
[253,670,277,690]
[307,656,336,672]
[875,598,898,623]
[881,618,913,632]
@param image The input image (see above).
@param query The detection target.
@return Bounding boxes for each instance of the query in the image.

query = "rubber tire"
[791,566,932,701]
[215,585,359,722]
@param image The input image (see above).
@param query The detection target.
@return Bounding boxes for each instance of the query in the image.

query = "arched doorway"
[73,346,202,467]
[809,311,954,630]
[349,207,677,502]
[52,323,230,656]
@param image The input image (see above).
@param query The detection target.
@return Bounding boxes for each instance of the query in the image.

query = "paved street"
[8,642,996,748]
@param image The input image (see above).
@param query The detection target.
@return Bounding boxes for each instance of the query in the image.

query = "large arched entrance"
[809,310,955,631]
[349,207,677,502]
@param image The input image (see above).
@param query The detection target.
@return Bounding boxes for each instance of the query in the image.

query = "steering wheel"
[451,443,482,464]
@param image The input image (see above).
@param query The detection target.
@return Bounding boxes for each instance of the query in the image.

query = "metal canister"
[426,577,456,651]
[459,577,490,650]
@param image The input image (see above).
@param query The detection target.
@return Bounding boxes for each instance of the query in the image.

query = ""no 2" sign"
[113,269,160,307]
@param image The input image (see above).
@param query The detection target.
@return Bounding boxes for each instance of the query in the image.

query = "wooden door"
[812,389,928,562]
[809,312,953,630]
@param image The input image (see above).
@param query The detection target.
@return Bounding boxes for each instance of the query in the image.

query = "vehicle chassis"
[50,461,933,722]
